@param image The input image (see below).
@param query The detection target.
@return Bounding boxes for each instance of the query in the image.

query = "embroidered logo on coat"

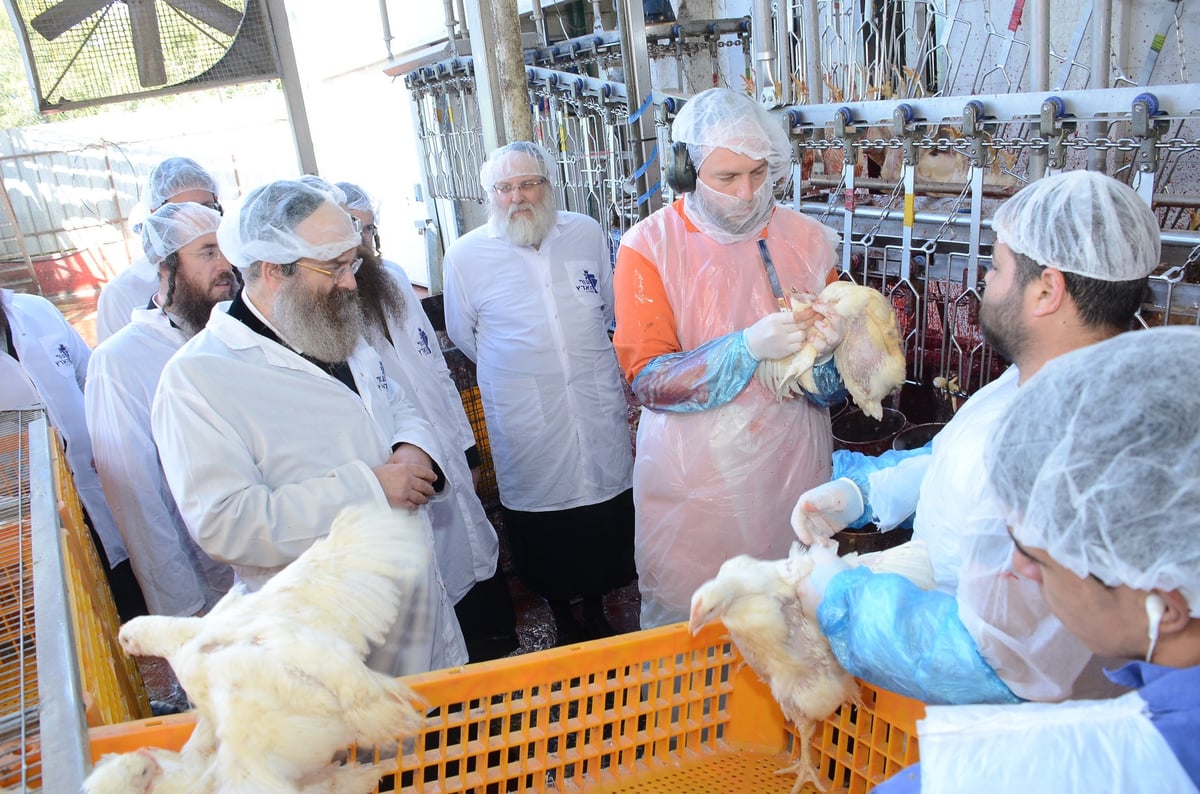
[576,270,599,295]
[416,328,433,356]
[54,344,73,368]
[375,361,390,392]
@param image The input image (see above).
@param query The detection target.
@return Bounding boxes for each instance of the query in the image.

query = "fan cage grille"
[12,0,279,112]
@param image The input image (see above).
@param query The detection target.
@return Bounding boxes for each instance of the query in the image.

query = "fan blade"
[163,0,243,37]
[128,0,167,87]
[30,0,112,41]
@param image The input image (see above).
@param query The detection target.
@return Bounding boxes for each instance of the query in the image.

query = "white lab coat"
[367,261,499,603]
[442,211,634,511]
[915,365,1094,701]
[151,304,467,674]
[95,256,158,344]
[85,307,233,616]
[1,289,127,566]
[917,692,1198,793]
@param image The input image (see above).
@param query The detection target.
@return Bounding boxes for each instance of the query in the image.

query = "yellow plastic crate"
[89,622,922,792]
[50,434,151,728]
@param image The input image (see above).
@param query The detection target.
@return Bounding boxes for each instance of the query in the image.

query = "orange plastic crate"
[89,622,922,792]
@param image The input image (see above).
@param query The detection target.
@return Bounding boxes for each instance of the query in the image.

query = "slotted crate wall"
[90,622,923,792]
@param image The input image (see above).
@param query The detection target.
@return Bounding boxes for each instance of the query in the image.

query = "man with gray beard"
[443,142,636,645]
[151,180,468,675]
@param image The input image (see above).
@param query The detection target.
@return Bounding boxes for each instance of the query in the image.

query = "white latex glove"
[790,478,865,544]
[797,542,851,617]
[806,309,846,359]
[743,311,807,361]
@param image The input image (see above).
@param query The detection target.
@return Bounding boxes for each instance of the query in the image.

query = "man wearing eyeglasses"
[86,202,235,619]
[151,180,468,675]
[97,157,225,343]
[443,142,636,645]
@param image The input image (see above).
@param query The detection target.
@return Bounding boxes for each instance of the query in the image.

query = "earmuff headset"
[665,140,697,194]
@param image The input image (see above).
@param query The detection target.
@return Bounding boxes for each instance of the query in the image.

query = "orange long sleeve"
[613,242,681,384]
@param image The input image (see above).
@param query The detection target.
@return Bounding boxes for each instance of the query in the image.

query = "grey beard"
[495,198,556,248]
[273,282,363,363]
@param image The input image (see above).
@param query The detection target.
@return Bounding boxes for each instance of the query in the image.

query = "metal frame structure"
[395,0,1200,398]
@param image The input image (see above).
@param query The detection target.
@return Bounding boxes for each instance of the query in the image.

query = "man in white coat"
[443,142,636,645]
[794,171,1162,705]
[151,180,467,675]
[96,157,224,343]
[86,202,235,617]
[1,289,146,621]
[339,180,517,660]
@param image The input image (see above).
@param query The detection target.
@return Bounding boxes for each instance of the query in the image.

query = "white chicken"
[83,745,386,794]
[97,506,428,793]
[755,282,906,419]
[689,543,861,794]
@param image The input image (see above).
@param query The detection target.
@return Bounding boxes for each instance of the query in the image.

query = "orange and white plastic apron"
[617,202,838,627]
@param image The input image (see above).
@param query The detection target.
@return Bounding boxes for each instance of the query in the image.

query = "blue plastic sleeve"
[832,447,931,529]
[802,356,849,407]
[817,567,1022,705]
[630,330,760,412]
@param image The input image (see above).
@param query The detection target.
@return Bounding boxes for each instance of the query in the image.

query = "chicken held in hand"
[756,282,905,420]
[690,543,860,793]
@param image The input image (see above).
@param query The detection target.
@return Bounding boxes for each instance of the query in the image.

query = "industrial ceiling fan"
[30,0,244,87]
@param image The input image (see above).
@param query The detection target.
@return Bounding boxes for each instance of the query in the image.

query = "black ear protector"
[665,140,697,194]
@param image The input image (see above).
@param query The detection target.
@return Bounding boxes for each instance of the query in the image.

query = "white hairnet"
[671,88,792,185]
[216,180,360,269]
[479,141,557,190]
[987,326,1200,615]
[145,157,219,209]
[140,202,222,267]
[298,175,347,207]
[992,170,1161,282]
[336,181,377,216]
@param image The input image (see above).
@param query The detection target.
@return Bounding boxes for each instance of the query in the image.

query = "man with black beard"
[339,179,517,659]
[352,239,520,660]
[96,157,224,343]
[87,202,235,617]
[443,143,637,645]
[151,180,468,674]
[792,170,1159,705]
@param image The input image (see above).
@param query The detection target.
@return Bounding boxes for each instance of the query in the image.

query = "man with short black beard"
[151,180,469,675]
[87,202,235,617]
[443,142,636,645]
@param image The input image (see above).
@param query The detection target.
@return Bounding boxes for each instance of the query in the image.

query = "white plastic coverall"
[85,307,233,616]
[1,289,128,566]
[369,261,499,603]
[916,365,1095,700]
[95,257,158,344]
[151,305,467,675]
[443,211,633,512]
[912,688,1199,793]
[616,204,838,628]
[818,365,1111,703]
